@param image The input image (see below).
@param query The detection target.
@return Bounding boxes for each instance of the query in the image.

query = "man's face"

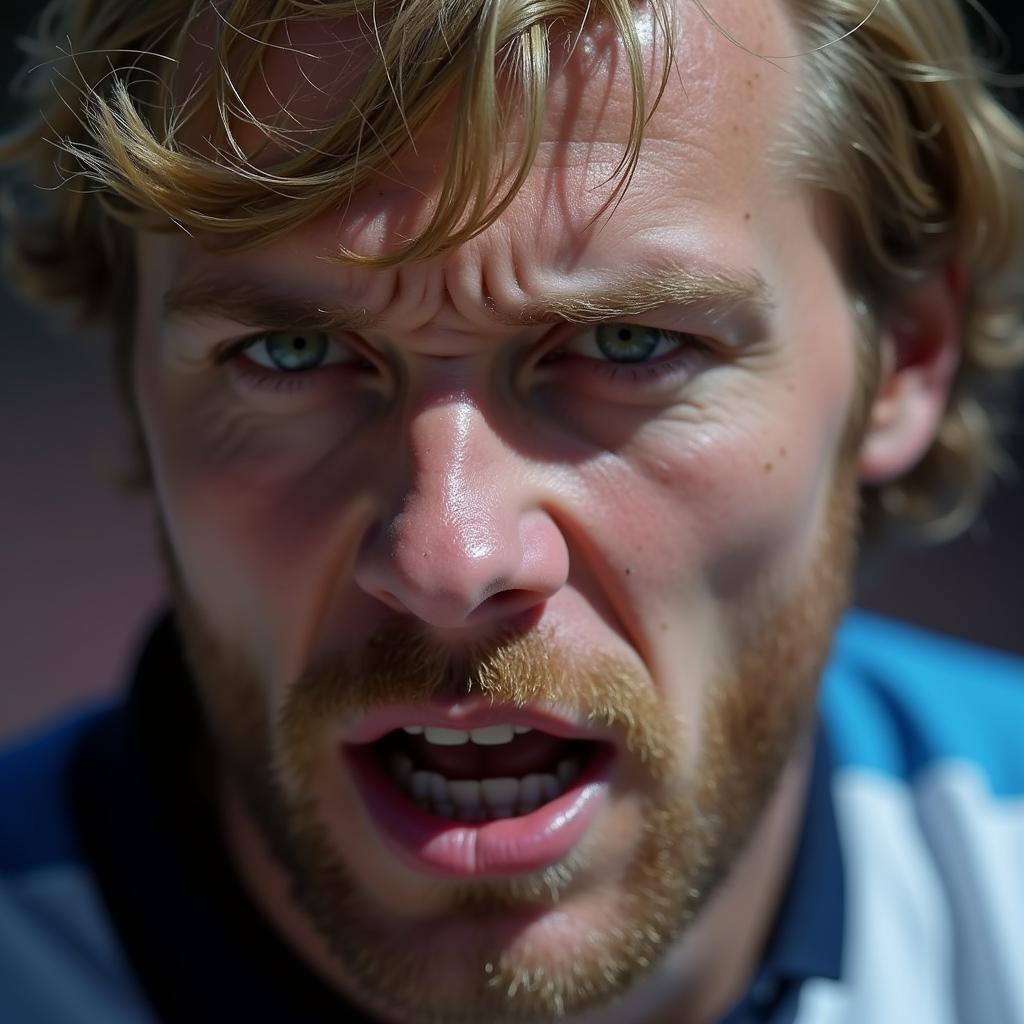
[134,2,864,1020]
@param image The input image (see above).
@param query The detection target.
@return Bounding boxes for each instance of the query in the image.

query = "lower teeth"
[390,755,582,821]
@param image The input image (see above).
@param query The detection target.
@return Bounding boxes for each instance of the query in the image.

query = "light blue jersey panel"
[797,612,1024,1024]
[0,865,156,1024]
[824,612,1024,794]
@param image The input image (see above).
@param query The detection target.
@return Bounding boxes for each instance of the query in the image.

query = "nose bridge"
[354,384,569,629]
[409,392,501,559]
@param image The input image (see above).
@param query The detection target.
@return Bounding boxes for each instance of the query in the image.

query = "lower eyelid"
[232,361,312,391]
[227,356,350,395]
[569,348,702,388]
[592,351,688,375]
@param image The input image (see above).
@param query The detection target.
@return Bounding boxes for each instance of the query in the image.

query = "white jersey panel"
[796,762,1024,1024]
[794,769,956,1024]
[915,761,1024,1023]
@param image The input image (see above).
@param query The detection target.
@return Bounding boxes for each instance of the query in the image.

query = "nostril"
[372,588,413,616]
[465,589,547,629]
[353,497,569,630]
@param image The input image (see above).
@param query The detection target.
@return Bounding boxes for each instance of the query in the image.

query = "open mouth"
[375,724,596,821]
[342,709,616,877]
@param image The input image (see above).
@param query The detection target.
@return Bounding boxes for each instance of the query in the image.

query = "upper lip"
[341,697,618,746]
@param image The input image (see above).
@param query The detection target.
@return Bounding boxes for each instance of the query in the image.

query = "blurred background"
[1,1,1021,741]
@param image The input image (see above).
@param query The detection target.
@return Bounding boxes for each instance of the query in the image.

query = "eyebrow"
[513,267,775,327]
[162,280,376,332]
[162,266,775,333]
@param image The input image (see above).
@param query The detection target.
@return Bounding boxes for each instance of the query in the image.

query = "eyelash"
[540,328,709,392]
[215,333,364,393]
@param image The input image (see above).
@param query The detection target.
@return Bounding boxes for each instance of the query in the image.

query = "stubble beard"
[167,465,859,1024]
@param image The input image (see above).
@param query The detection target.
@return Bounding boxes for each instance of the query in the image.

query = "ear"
[857,264,965,485]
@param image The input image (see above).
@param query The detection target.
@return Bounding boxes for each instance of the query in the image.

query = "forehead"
[167,0,802,300]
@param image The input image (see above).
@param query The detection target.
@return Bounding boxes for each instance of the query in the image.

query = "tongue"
[405,731,573,780]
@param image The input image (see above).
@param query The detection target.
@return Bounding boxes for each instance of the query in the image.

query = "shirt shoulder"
[0,707,157,1024]
[822,609,1024,793]
[797,613,1024,1024]
[0,707,109,873]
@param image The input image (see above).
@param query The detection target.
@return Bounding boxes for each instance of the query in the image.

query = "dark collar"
[71,613,845,1024]
[721,723,846,1022]
[70,613,370,1023]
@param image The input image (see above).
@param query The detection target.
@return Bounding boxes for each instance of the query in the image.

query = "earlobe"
[857,265,964,485]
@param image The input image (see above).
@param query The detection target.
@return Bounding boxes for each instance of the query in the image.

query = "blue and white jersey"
[802,613,1024,1024]
[1,611,1022,1023]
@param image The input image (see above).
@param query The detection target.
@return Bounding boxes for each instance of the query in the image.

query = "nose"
[353,396,569,631]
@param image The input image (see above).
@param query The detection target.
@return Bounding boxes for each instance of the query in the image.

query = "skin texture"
[130,1,957,1021]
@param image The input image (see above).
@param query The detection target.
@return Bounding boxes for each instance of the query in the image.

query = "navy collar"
[722,723,846,1021]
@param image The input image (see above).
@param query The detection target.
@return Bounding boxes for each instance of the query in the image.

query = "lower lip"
[344,744,614,879]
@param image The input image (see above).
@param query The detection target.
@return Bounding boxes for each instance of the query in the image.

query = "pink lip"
[344,743,615,878]
[342,698,610,745]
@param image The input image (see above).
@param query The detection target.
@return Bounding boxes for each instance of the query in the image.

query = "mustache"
[278,622,677,774]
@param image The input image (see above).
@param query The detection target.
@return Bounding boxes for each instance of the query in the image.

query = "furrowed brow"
[162,279,378,332]
[513,268,775,327]
[162,267,774,335]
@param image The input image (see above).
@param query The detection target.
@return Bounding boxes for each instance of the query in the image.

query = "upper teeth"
[402,724,533,746]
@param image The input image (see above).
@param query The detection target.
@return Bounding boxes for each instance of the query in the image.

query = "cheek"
[575,347,856,612]
[685,413,843,596]
[136,353,384,677]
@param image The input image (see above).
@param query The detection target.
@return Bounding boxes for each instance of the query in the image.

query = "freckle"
[763,462,773,473]
[659,622,669,631]
[744,212,751,222]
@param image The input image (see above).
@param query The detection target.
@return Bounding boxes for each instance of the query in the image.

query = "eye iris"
[265,330,328,370]
[595,325,661,363]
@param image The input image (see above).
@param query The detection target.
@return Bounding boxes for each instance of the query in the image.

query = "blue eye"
[593,325,667,363]
[561,324,686,365]
[242,330,347,371]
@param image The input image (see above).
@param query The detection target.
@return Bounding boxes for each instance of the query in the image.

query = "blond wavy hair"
[2,0,1023,539]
